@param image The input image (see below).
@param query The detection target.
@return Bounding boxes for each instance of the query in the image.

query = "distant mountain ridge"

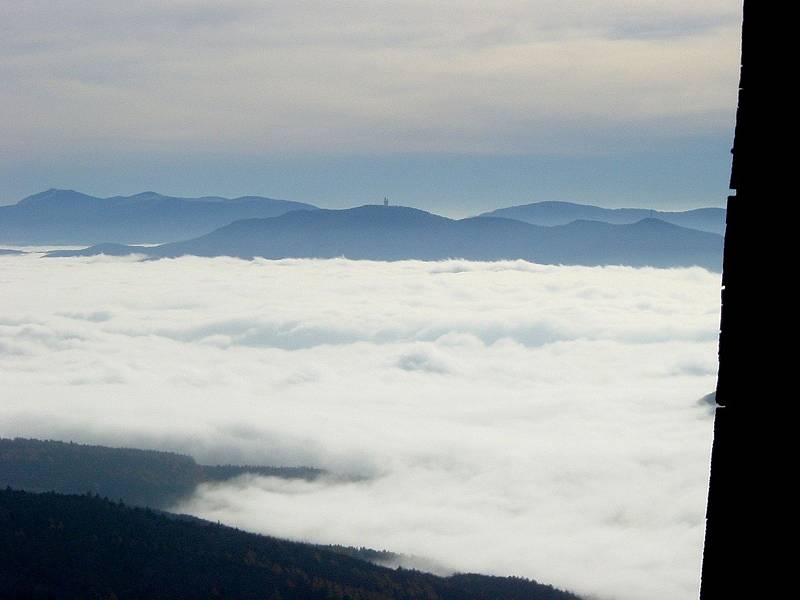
[50,204,724,271]
[0,188,317,244]
[479,201,726,234]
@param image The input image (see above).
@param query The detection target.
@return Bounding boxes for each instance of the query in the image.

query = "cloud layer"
[1,1,740,158]
[0,253,721,600]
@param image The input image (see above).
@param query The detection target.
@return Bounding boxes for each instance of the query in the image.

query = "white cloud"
[0,252,720,600]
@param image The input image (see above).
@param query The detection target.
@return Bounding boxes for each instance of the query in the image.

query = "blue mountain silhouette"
[0,189,317,244]
[49,204,723,270]
[479,201,726,234]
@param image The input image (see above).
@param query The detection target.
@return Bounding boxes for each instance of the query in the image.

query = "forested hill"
[0,438,323,509]
[0,489,583,600]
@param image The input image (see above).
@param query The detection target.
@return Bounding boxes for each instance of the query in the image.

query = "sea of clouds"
[0,252,721,600]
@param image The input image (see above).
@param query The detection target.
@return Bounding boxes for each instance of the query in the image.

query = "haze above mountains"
[1,189,725,270]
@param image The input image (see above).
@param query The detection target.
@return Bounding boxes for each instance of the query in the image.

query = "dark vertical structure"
[699,2,765,597]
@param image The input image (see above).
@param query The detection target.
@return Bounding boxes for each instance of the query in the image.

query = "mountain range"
[0,189,317,244]
[49,204,724,270]
[480,201,726,234]
[0,189,726,269]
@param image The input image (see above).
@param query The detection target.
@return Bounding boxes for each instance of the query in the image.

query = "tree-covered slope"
[0,489,582,600]
[0,438,322,509]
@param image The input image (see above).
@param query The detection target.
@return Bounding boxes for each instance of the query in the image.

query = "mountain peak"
[17,189,98,207]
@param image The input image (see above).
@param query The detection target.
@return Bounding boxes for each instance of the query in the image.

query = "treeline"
[202,464,322,483]
[323,545,398,564]
[0,489,583,600]
[0,438,323,509]
[323,546,452,577]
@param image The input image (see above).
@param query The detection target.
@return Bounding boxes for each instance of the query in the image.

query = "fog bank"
[0,253,720,600]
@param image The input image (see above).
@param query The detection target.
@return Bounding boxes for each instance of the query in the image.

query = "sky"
[0,252,721,600]
[0,1,742,215]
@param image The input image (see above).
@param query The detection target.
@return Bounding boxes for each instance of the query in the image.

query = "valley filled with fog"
[0,252,720,600]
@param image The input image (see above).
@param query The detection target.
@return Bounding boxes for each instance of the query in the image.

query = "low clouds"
[0,252,720,600]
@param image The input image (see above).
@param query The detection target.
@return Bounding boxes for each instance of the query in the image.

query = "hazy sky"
[0,252,721,600]
[0,1,742,214]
